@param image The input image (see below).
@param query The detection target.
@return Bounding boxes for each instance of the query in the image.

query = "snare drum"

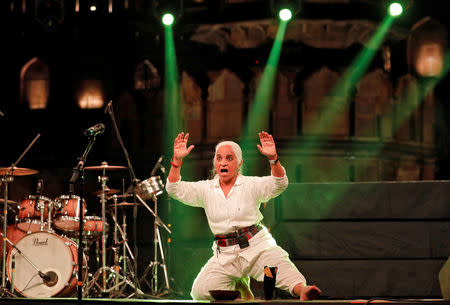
[54,195,87,232]
[137,176,164,200]
[6,231,87,298]
[17,195,55,233]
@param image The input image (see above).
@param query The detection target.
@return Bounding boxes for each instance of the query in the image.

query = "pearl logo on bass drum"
[33,238,48,246]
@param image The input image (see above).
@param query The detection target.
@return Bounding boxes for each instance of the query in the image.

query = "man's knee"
[191,278,213,300]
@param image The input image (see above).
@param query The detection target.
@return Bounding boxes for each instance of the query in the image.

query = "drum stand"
[84,175,143,298]
[136,194,171,296]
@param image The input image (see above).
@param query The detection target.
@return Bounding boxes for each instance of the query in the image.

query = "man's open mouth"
[220,169,228,173]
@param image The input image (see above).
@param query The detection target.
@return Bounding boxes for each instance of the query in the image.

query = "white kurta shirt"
[166,171,288,235]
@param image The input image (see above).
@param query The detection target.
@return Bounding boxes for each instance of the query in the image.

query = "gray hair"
[213,141,243,174]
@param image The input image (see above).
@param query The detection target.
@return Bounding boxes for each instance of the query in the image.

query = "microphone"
[150,155,164,176]
[39,271,50,281]
[41,271,58,287]
[83,123,105,137]
[104,101,112,114]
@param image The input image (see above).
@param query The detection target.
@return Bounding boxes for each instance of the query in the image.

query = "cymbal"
[0,167,38,176]
[85,163,127,171]
[0,198,18,206]
[92,188,120,196]
[107,202,140,209]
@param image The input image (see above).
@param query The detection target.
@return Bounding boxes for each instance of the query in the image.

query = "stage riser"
[274,222,450,259]
[273,181,450,220]
[295,259,445,298]
[260,181,450,299]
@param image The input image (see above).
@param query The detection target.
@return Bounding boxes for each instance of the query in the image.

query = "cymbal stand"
[135,193,171,295]
[113,195,119,291]
[99,170,109,295]
[83,172,107,297]
[110,197,137,273]
[120,207,128,273]
[107,195,141,297]
[86,178,144,298]
[1,174,14,296]
[1,133,40,295]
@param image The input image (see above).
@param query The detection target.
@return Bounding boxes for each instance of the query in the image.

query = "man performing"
[166,131,321,300]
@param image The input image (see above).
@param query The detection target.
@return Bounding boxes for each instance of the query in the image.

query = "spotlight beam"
[163,23,182,159]
[279,15,398,221]
[307,15,395,139]
[283,15,396,174]
[240,20,289,174]
[297,50,450,221]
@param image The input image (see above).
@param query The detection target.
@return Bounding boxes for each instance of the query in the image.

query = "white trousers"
[190,231,306,300]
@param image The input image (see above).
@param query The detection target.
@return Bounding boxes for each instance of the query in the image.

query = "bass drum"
[6,231,87,298]
[0,225,26,254]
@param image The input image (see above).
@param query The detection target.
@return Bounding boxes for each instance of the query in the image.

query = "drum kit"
[0,162,168,299]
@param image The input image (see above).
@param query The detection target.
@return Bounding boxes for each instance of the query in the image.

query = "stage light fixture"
[162,13,175,26]
[278,8,293,22]
[152,0,183,26]
[270,0,301,21]
[388,2,403,17]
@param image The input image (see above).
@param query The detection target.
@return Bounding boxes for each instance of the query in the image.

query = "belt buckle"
[237,233,249,249]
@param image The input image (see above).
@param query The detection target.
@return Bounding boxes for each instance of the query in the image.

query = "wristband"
[268,158,279,165]
[171,157,183,168]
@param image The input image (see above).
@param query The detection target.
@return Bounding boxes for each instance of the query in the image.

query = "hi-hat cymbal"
[85,163,127,171]
[0,167,38,176]
[108,193,133,199]
[93,188,120,196]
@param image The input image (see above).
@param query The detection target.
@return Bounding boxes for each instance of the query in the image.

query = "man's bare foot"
[294,283,322,301]
[235,278,254,300]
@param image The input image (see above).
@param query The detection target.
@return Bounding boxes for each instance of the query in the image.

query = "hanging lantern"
[407,17,447,77]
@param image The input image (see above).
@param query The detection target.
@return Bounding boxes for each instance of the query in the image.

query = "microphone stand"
[1,133,40,296]
[104,101,142,294]
[69,134,97,304]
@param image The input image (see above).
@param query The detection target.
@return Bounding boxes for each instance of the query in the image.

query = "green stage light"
[162,13,175,26]
[388,2,403,17]
[278,8,293,21]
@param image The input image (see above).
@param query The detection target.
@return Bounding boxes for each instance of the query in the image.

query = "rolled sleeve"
[272,166,288,189]
[256,166,289,202]
[166,177,205,208]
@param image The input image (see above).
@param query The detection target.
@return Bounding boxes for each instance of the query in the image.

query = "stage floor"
[0,298,449,305]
